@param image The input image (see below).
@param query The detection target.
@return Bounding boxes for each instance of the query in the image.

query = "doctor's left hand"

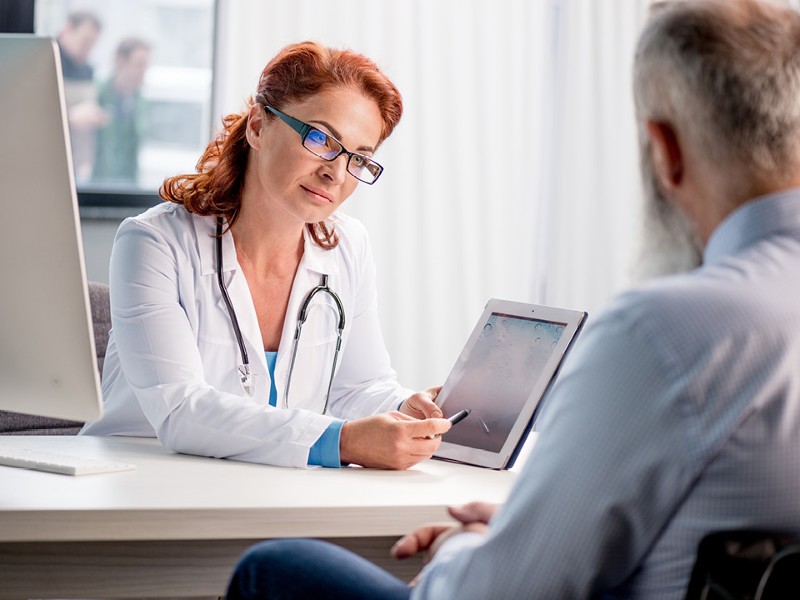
[399,386,443,419]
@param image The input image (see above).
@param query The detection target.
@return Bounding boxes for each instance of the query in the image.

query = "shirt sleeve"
[307,420,345,467]
[411,302,697,599]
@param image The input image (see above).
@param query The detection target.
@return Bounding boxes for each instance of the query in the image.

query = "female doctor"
[80,41,451,469]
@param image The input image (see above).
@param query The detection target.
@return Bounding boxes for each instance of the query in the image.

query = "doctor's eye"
[306,129,328,148]
[350,154,368,170]
[305,128,342,160]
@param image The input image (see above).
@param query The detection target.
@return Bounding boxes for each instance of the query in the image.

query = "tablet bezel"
[433,298,586,470]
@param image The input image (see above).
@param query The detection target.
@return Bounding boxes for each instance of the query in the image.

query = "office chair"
[0,281,110,435]
[684,530,800,600]
[87,280,111,373]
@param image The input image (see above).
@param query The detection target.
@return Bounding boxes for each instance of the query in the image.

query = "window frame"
[1,0,218,212]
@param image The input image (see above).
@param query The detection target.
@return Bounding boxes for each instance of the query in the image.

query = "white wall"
[80,217,117,284]
[214,0,552,390]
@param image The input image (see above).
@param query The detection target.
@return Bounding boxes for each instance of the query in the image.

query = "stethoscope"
[215,218,346,414]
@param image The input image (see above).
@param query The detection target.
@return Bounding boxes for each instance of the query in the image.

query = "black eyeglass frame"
[265,105,384,184]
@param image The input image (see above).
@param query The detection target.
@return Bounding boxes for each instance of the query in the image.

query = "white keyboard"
[0,445,137,476]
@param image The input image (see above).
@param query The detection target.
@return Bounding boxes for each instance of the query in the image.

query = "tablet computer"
[434,299,587,470]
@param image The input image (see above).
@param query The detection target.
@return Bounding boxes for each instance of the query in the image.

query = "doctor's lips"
[302,185,334,202]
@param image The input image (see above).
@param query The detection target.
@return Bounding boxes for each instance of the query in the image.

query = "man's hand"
[339,411,450,469]
[67,101,108,131]
[399,386,443,419]
[391,502,497,561]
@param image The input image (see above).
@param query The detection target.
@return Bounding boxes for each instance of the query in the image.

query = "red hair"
[160,41,403,249]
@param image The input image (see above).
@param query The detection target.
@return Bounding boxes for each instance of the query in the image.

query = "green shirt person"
[92,37,151,185]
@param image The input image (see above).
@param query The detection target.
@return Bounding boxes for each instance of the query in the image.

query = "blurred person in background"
[56,10,106,182]
[57,10,101,80]
[92,36,151,185]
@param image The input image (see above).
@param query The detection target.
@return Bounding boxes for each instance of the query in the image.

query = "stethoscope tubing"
[216,218,252,394]
[215,217,345,412]
[284,273,345,413]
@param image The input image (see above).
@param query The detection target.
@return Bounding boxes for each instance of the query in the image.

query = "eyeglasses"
[265,105,384,185]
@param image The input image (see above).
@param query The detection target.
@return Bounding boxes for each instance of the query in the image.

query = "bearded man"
[225,1,800,598]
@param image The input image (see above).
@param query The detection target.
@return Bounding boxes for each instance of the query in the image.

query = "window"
[35,0,215,208]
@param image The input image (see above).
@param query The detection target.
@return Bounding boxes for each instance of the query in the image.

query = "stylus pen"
[427,409,471,439]
[447,408,471,426]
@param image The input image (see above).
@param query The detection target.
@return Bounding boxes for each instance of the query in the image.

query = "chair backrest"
[685,530,800,600]
[0,281,110,435]
[88,281,111,374]
[757,545,800,599]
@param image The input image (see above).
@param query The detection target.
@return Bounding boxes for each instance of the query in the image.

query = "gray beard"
[632,146,703,282]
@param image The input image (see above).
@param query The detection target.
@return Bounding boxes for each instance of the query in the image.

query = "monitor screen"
[0,34,103,422]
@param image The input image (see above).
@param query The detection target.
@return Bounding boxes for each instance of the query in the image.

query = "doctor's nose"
[319,154,348,185]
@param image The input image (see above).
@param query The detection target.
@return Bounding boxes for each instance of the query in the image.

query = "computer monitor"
[0,34,103,421]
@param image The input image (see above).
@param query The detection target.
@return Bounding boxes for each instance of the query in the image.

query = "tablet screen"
[440,312,566,452]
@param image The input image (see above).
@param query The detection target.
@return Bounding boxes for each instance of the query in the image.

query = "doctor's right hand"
[339,412,451,470]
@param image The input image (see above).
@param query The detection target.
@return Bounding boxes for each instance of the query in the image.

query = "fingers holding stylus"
[399,386,444,419]
[402,411,451,440]
[339,412,450,470]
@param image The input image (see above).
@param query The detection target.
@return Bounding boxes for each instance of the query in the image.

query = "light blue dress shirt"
[265,351,343,468]
[413,190,800,599]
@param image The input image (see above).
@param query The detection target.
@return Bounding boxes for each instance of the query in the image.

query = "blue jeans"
[225,538,413,600]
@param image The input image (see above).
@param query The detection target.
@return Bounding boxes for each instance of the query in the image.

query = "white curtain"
[534,0,650,315]
[214,0,649,391]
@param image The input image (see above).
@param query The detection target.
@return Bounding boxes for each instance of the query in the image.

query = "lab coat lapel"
[196,216,269,382]
[220,258,266,364]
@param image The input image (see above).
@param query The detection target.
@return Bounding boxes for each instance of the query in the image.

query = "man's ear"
[645,120,684,190]
[244,104,264,150]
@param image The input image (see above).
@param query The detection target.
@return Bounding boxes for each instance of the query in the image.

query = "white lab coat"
[80,202,411,468]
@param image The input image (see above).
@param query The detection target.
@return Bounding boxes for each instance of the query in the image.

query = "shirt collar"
[703,187,800,266]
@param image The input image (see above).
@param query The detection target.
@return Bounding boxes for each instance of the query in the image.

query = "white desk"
[0,435,516,599]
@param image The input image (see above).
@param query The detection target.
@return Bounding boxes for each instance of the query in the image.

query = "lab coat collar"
[193,214,338,278]
[193,213,236,277]
[299,221,339,276]
[278,223,341,353]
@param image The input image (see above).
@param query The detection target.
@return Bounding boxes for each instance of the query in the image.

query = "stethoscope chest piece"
[238,363,254,396]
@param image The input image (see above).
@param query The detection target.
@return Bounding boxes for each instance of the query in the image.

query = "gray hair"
[634,0,800,180]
